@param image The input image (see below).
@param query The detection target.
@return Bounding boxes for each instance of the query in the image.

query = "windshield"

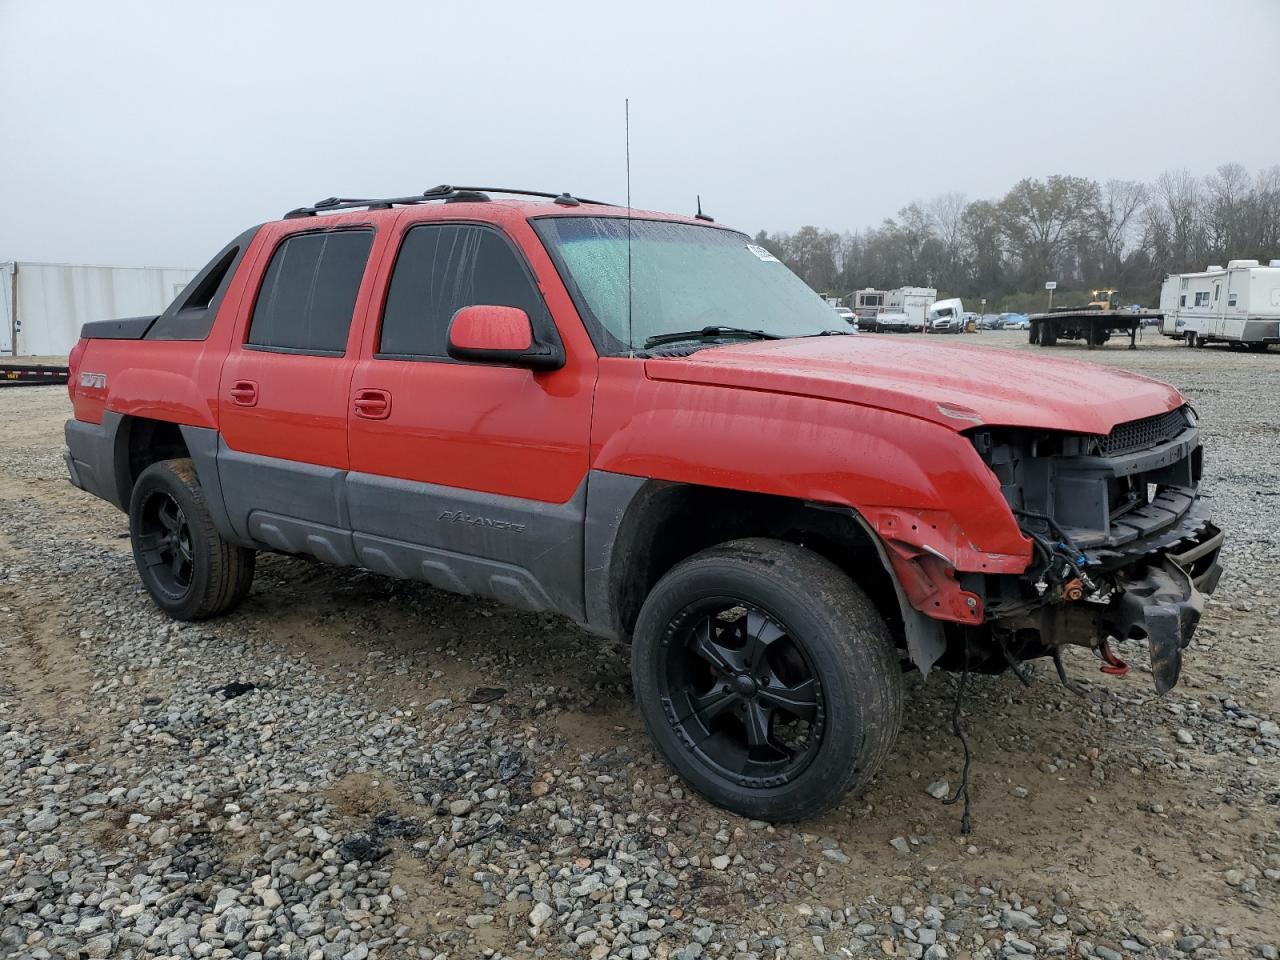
[534,217,843,353]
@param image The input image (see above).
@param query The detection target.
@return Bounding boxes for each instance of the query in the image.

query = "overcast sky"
[2,0,1278,268]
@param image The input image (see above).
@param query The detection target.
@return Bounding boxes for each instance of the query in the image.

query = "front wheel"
[129,459,256,621]
[631,538,904,822]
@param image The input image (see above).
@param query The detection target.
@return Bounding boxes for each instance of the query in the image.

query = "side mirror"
[446,305,564,370]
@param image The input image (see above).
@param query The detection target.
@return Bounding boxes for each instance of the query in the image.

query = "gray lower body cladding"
[64,412,129,510]
[63,419,694,640]
[212,440,591,623]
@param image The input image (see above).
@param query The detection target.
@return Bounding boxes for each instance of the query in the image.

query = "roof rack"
[283,184,614,219]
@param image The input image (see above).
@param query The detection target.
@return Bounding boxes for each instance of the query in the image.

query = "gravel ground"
[1,331,1277,960]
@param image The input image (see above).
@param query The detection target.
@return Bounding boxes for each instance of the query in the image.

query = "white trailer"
[1159,260,1280,350]
[2,261,197,357]
[886,286,936,327]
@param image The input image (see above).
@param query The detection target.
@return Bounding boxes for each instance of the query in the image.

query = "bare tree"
[1146,169,1205,271]
[1094,179,1148,274]
[1203,162,1250,254]
[927,192,968,291]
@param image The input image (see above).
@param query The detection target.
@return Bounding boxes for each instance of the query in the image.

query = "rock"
[529,902,554,928]
[890,837,911,855]
[710,854,731,870]
[1176,728,1195,744]
[448,799,473,816]
[26,812,59,832]
[926,780,950,799]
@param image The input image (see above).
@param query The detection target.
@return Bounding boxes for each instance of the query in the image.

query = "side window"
[247,230,374,354]
[378,224,547,359]
[1228,292,1238,307]
[1179,295,1186,307]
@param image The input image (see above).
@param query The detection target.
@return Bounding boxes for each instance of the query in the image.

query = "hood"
[643,337,1184,435]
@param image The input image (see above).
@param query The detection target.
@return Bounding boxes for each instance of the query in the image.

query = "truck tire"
[128,459,256,621]
[1039,322,1058,346]
[631,538,904,822]
[1028,321,1040,345]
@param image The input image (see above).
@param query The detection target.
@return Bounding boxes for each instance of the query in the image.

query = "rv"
[886,286,937,328]
[853,288,886,322]
[1159,260,1280,350]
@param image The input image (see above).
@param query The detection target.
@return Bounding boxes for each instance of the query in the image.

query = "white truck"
[1159,260,1280,351]
[886,286,936,328]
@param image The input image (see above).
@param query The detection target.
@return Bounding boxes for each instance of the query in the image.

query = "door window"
[247,230,374,354]
[377,224,548,359]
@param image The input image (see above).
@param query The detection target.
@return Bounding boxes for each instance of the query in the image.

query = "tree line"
[752,163,1280,311]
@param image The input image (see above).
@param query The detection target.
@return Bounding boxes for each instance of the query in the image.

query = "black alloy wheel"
[128,458,256,621]
[658,600,824,789]
[136,488,195,601]
[631,538,904,821]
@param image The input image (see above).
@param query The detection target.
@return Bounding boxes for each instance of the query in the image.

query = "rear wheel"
[129,459,256,621]
[1039,322,1058,346]
[1028,321,1040,344]
[1247,342,1271,353]
[631,538,903,822]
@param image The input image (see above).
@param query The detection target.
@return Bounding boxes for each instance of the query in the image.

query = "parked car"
[64,185,1223,822]
[832,305,859,331]
[1003,313,1031,329]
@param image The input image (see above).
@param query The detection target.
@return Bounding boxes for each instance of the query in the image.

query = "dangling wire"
[942,642,974,835]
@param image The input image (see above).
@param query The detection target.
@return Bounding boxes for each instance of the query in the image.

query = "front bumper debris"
[1101,520,1223,694]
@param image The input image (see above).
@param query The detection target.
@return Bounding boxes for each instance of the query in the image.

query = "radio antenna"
[625,98,634,356]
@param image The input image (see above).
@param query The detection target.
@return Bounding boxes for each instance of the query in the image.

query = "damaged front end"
[966,405,1224,694]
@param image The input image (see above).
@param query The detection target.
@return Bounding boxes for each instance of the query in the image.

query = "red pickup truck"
[64,186,1223,821]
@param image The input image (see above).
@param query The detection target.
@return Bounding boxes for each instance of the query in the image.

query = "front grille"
[1100,407,1190,456]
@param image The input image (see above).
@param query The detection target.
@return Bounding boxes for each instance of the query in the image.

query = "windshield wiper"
[812,329,853,336]
[643,325,782,348]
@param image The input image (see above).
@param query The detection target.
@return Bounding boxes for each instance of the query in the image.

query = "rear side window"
[378,224,547,359]
[247,230,374,354]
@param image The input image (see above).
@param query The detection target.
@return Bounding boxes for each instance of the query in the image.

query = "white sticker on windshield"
[746,243,780,263]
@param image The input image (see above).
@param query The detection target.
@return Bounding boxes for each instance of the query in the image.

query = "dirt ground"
[1,329,1277,959]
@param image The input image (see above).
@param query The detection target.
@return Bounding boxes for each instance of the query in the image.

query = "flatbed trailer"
[0,362,70,387]
[1027,309,1162,350]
